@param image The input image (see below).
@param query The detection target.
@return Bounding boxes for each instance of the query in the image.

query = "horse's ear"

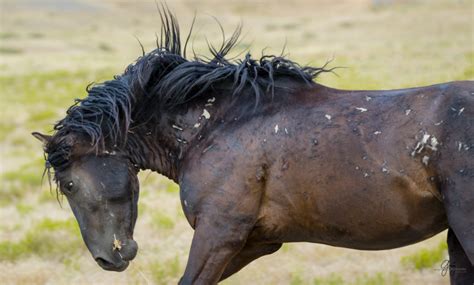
[32,132,52,144]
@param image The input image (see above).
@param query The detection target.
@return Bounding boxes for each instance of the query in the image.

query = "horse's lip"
[95,257,129,272]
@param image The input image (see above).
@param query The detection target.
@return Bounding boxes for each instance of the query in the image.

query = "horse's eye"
[63,181,74,193]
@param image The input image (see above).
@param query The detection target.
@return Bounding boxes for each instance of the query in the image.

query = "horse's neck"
[126,99,225,182]
[124,82,308,181]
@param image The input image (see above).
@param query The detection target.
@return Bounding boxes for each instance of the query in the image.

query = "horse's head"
[32,132,139,272]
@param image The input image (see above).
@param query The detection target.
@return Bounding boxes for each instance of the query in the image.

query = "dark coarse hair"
[45,7,334,172]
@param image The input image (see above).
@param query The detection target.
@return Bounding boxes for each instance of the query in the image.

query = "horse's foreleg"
[443,182,474,285]
[442,174,474,266]
[178,161,266,284]
[219,242,282,281]
[178,216,253,285]
[440,145,474,284]
[447,228,474,284]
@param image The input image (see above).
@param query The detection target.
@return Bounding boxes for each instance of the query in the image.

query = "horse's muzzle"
[93,239,137,271]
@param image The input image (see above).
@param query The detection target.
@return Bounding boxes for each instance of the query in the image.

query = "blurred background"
[0,0,472,284]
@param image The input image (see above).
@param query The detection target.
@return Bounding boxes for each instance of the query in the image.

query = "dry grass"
[1,0,472,284]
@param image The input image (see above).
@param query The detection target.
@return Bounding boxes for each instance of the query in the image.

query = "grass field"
[0,0,472,284]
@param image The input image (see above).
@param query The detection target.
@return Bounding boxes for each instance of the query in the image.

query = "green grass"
[290,270,305,285]
[151,212,175,230]
[29,109,59,123]
[0,123,14,141]
[29,32,44,38]
[401,239,448,270]
[353,272,400,285]
[313,273,344,285]
[149,255,182,284]
[165,181,179,193]
[0,158,49,204]
[15,203,34,215]
[0,218,82,262]
[0,32,18,39]
[0,47,22,54]
[313,272,400,285]
[98,43,114,52]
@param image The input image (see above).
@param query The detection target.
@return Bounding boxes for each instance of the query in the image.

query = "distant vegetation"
[401,240,448,270]
[0,218,82,262]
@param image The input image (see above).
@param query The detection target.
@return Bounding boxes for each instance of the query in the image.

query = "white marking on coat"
[172,124,183,131]
[421,134,430,144]
[422,156,430,166]
[456,141,469,151]
[429,137,439,151]
[202,109,211,119]
[411,132,440,156]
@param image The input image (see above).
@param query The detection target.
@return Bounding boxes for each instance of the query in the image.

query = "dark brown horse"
[33,10,473,285]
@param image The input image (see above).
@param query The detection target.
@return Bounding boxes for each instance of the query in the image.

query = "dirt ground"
[0,0,472,284]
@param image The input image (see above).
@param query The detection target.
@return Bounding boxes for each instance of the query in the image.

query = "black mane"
[45,8,333,170]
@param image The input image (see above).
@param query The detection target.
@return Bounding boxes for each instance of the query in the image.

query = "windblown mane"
[45,8,333,171]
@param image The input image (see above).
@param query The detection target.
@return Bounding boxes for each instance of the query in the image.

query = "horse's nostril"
[94,255,129,272]
[95,257,113,268]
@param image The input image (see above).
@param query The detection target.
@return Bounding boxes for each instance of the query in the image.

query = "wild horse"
[33,10,473,285]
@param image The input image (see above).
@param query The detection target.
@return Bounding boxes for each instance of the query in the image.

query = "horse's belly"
[254,168,448,250]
